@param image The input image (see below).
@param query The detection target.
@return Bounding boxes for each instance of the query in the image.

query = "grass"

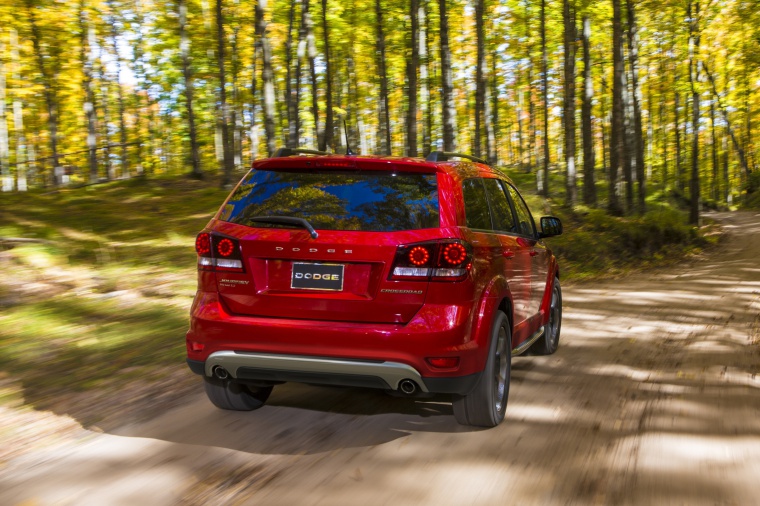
[0,175,231,419]
[0,170,717,420]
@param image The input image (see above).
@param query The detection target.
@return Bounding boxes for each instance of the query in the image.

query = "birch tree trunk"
[107,0,129,178]
[420,1,432,156]
[627,0,646,213]
[319,0,333,152]
[216,0,234,187]
[609,0,625,215]
[563,0,577,204]
[305,1,320,148]
[256,0,277,156]
[439,0,457,152]
[25,0,61,186]
[375,0,391,154]
[581,16,596,206]
[540,0,549,195]
[406,0,419,157]
[688,0,701,225]
[179,0,202,178]
[0,42,11,191]
[474,0,485,159]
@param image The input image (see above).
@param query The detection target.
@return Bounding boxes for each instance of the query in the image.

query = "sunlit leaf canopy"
[0,0,758,211]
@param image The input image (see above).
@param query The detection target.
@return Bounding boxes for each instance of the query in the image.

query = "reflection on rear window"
[219,170,440,232]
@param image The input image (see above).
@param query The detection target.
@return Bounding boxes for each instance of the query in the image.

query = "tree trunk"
[25,0,60,187]
[179,0,202,178]
[563,0,577,204]
[305,0,320,148]
[688,0,701,225]
[540,0,550,195]
[488,49,498,164]
[609,0,625,215]
[285,1,297,148]
[581,16,596,206]
[474,0,485,159]
[626,0,645,214]
[375,0,392,154]
[78,2,100,183]
[216,0,234,187]
[710,100,718,201]
[419,1,431,156]
[320,0,333,152]
[439,0,457,152]
[256,0,277,156]
[406,0,419,157]
[0,41,9,191]
[106,0,129,179]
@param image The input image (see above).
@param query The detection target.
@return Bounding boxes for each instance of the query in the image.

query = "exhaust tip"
[399,379,417,395]
[212,366,229,380]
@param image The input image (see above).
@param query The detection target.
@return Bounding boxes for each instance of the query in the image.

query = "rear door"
[211,167,442,324]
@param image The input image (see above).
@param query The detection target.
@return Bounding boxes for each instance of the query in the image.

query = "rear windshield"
[219,170,440,232]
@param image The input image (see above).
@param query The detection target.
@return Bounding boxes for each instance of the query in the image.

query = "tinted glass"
[462,179,492,230]
[218,170,439,232]
[504,183,536,237]
[483,178,516,233]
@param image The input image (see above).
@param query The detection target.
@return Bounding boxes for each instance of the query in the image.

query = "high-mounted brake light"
[389,240,472,282]
[195,233,245,273]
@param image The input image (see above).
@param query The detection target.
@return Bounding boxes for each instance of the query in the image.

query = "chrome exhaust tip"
[399,379,417,395]
[212,366,229,380]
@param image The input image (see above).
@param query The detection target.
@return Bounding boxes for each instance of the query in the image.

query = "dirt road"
[2,211,759,505]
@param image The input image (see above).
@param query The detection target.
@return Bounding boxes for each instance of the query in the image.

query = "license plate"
[291,263,345,291]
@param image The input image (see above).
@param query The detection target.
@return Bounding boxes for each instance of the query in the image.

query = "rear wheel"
[530,277,562,355]
[452,310,511,427]
[203,376,273,411]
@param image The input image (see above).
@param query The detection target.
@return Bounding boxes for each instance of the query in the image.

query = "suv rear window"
[219,170,440,232]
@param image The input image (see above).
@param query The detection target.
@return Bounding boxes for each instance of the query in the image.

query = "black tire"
[452,310,511,427]
[203,376,273,411]
[530,277,562,355]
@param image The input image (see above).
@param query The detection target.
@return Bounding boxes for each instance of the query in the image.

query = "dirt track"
[2,211,759,505]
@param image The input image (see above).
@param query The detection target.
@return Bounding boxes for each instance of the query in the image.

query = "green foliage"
[546,207,711,280]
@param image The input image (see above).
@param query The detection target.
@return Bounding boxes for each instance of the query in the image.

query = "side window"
[483,178,516,233]
[462,179,492,230]
[504,183,537,237]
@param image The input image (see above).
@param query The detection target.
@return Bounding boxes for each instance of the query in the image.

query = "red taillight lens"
[390,240,471,281]
[408,246,431,266]
[442,243,467,266]
[195,233,211,255]
[217,238,234,257]
[195,232,244,273]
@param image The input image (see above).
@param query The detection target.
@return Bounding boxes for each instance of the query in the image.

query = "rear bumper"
[186,291,492,384]
[186,353,480,395]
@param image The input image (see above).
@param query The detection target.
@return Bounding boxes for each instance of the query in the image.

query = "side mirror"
[539,216,563,238]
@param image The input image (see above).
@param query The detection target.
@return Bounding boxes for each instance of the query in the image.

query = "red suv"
[186,149,562,427]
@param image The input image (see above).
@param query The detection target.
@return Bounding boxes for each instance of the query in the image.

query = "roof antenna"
[343,118,355,155]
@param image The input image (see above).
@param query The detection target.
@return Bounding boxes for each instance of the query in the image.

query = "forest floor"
[1,210,759,505]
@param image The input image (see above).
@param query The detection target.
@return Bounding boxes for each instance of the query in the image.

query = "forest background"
[1,0,760,220]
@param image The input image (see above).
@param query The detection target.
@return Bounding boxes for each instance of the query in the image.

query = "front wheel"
[530,277,562,356]
[452,310,511,427]
[203,376,273,411]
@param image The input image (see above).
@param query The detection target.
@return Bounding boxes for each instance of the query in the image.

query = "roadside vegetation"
[0,171,721,427]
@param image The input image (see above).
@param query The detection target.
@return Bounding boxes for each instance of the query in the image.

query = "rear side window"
[219,170,439,232]
[483,179,516,233]
[462,179,492,230]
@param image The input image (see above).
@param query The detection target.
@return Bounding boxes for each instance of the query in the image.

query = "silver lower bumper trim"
[204,351,429,392]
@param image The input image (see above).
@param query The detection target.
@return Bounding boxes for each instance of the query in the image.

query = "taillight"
[389,240,472,281]
[195,232,244,272]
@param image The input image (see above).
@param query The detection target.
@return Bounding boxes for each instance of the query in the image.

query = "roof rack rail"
[425,151,488,165]
[273,147,329,158]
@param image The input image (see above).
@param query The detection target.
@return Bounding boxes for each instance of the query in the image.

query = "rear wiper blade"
[249,216,319,239]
